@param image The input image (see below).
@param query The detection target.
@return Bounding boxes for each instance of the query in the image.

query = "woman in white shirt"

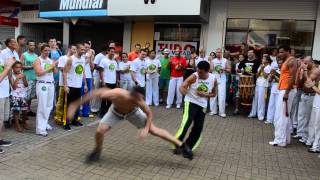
[119,53,132,90]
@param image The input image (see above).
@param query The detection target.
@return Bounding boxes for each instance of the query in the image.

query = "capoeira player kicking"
[67,86,193,162]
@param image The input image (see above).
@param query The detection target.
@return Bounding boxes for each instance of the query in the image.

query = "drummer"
[234,50,260,114]
[233,54,246,115]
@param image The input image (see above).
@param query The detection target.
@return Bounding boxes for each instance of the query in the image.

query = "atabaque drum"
[238,75,255,106]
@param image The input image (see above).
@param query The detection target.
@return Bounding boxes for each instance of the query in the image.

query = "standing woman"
[184,52,196,80]
[118,53,132,90]
[33,44,57,136]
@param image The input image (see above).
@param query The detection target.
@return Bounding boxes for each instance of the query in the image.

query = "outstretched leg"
[149,124,182,146]
[86,123,110,163]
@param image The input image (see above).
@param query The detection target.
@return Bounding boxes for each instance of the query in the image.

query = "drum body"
[238,75,255,106]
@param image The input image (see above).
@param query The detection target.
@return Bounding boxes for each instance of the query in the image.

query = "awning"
[0,16,18,27]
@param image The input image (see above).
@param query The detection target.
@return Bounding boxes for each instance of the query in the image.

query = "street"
[0,106,319,180]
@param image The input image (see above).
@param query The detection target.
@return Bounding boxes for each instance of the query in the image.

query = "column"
[123,21,132,53]
[312,1,320,59]
[63,21,70,49]
[205,0,228,53]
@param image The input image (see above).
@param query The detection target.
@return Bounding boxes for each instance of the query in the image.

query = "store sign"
[0,16,18,27]
[39,0,108,18]
[155,41,198,56]
[108,0,201,16]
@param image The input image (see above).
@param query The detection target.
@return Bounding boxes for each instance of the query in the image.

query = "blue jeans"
[81,78,92,117]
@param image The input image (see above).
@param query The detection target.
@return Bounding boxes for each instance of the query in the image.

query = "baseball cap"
[163,48,170,54]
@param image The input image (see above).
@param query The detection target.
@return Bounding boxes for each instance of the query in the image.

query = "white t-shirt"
[212,58,227,82]
[67,55,85,88]
[36,57,54,82]
[270,59,278,70]
[93,53,106,78]
[118,61,132,81]
[235,62,240,81]
[0,57,10,98]
[99,57,118,84]
[256,65,272,87]
[0,47,19,61]
[195,56,209,66]
[84,53,92,79]
[11,74,27,98]
[58,55,68,86]
[145,58,161,79]
[130,58,146,87]
[185,72,216,108]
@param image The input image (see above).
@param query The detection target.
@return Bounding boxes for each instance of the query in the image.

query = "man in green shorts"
[159,49,170,104]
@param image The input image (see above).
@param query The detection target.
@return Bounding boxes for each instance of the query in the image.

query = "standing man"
[128,44,141,61]
[269,46,297,147]
[295,57,315,145]
[54,45,77,125]
[145,50,161,106]
[17,35,27,57]
[237,50,260,76]
[99,47,118,117]
[175,61,217,159]
[166,47,187,109]
[195,48,209,66]
[48,38,62,101]
[91,44,108,114]
[63,44,87,130]
[209,48,231,118]
[0,57,15,153]
[1,38,20,61]
[20,40,38,117]
[131,49,147,88]
[82,41,95,118]
[159,49,170,104]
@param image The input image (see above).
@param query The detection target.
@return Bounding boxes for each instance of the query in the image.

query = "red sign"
[0,16,18,27]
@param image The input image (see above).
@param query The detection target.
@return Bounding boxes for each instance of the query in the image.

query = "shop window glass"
[225,19,315,56]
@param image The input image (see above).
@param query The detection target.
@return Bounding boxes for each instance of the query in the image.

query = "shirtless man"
[67,86,193,162]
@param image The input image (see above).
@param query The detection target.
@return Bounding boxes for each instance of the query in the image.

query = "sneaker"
[298,139,306,144]
[89,114,95,118]
[0,149,3,154]
[264,121,272,124]
[46,124,53,131]
[209,112,217,116]
[176,104,181,109]
[72,121,83,127]
[233,109,239,115]
[269,141,286,147]
[64,125,71,131]
[28,111,36,117]
[166,105,172,109]
[85,149,101,163]
[173,146,182,155]
[248,115,256,118]
[36,133,48,137]
[154,104,159,107]
[308,148,320,153]
[0,140,12,147]
[219,114,227,118]
[181,143,193,160]
[292,135,302,139]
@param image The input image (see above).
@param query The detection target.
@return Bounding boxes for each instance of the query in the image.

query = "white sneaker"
[219,114,226,118]
[209,112,217,116]
[46,124,53,131]
[264,121,272,124]
[248,115,256,118]
[154,104,159,107]
[269,141,286,147]
[176,104,181,109]
[166,105,172,109]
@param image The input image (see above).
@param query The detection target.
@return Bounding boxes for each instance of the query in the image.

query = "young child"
[305,67,320,153]
[248,55,272,121]
[9,61,29,132]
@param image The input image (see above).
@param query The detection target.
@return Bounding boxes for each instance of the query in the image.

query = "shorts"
[26,80,36,100]
[159,79,170,90]
[100,105,147,129]
[10,96,28,111]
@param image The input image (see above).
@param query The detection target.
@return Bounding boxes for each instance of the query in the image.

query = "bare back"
[106,88,140,114]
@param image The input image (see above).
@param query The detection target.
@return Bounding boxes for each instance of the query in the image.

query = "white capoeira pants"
[36,82,54,134]
[146,76,159,106]
[120,80,133,91]
[90,76,101,113]
[309,107,320,151]
[167,77,183,106]
[249,85,267,120]
[266,83,279,123]
[290,89,302,129]
[271,90,295,145]
[296,94,314,143]
[210,80,226,115]
[306,107,320,148]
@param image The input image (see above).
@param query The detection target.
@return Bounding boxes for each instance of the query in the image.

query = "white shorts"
[100,105,147,129]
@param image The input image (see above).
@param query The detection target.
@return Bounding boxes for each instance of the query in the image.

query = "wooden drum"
[238,75,255,106]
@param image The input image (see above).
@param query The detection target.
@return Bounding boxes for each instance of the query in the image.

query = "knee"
[96,124,109,135]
